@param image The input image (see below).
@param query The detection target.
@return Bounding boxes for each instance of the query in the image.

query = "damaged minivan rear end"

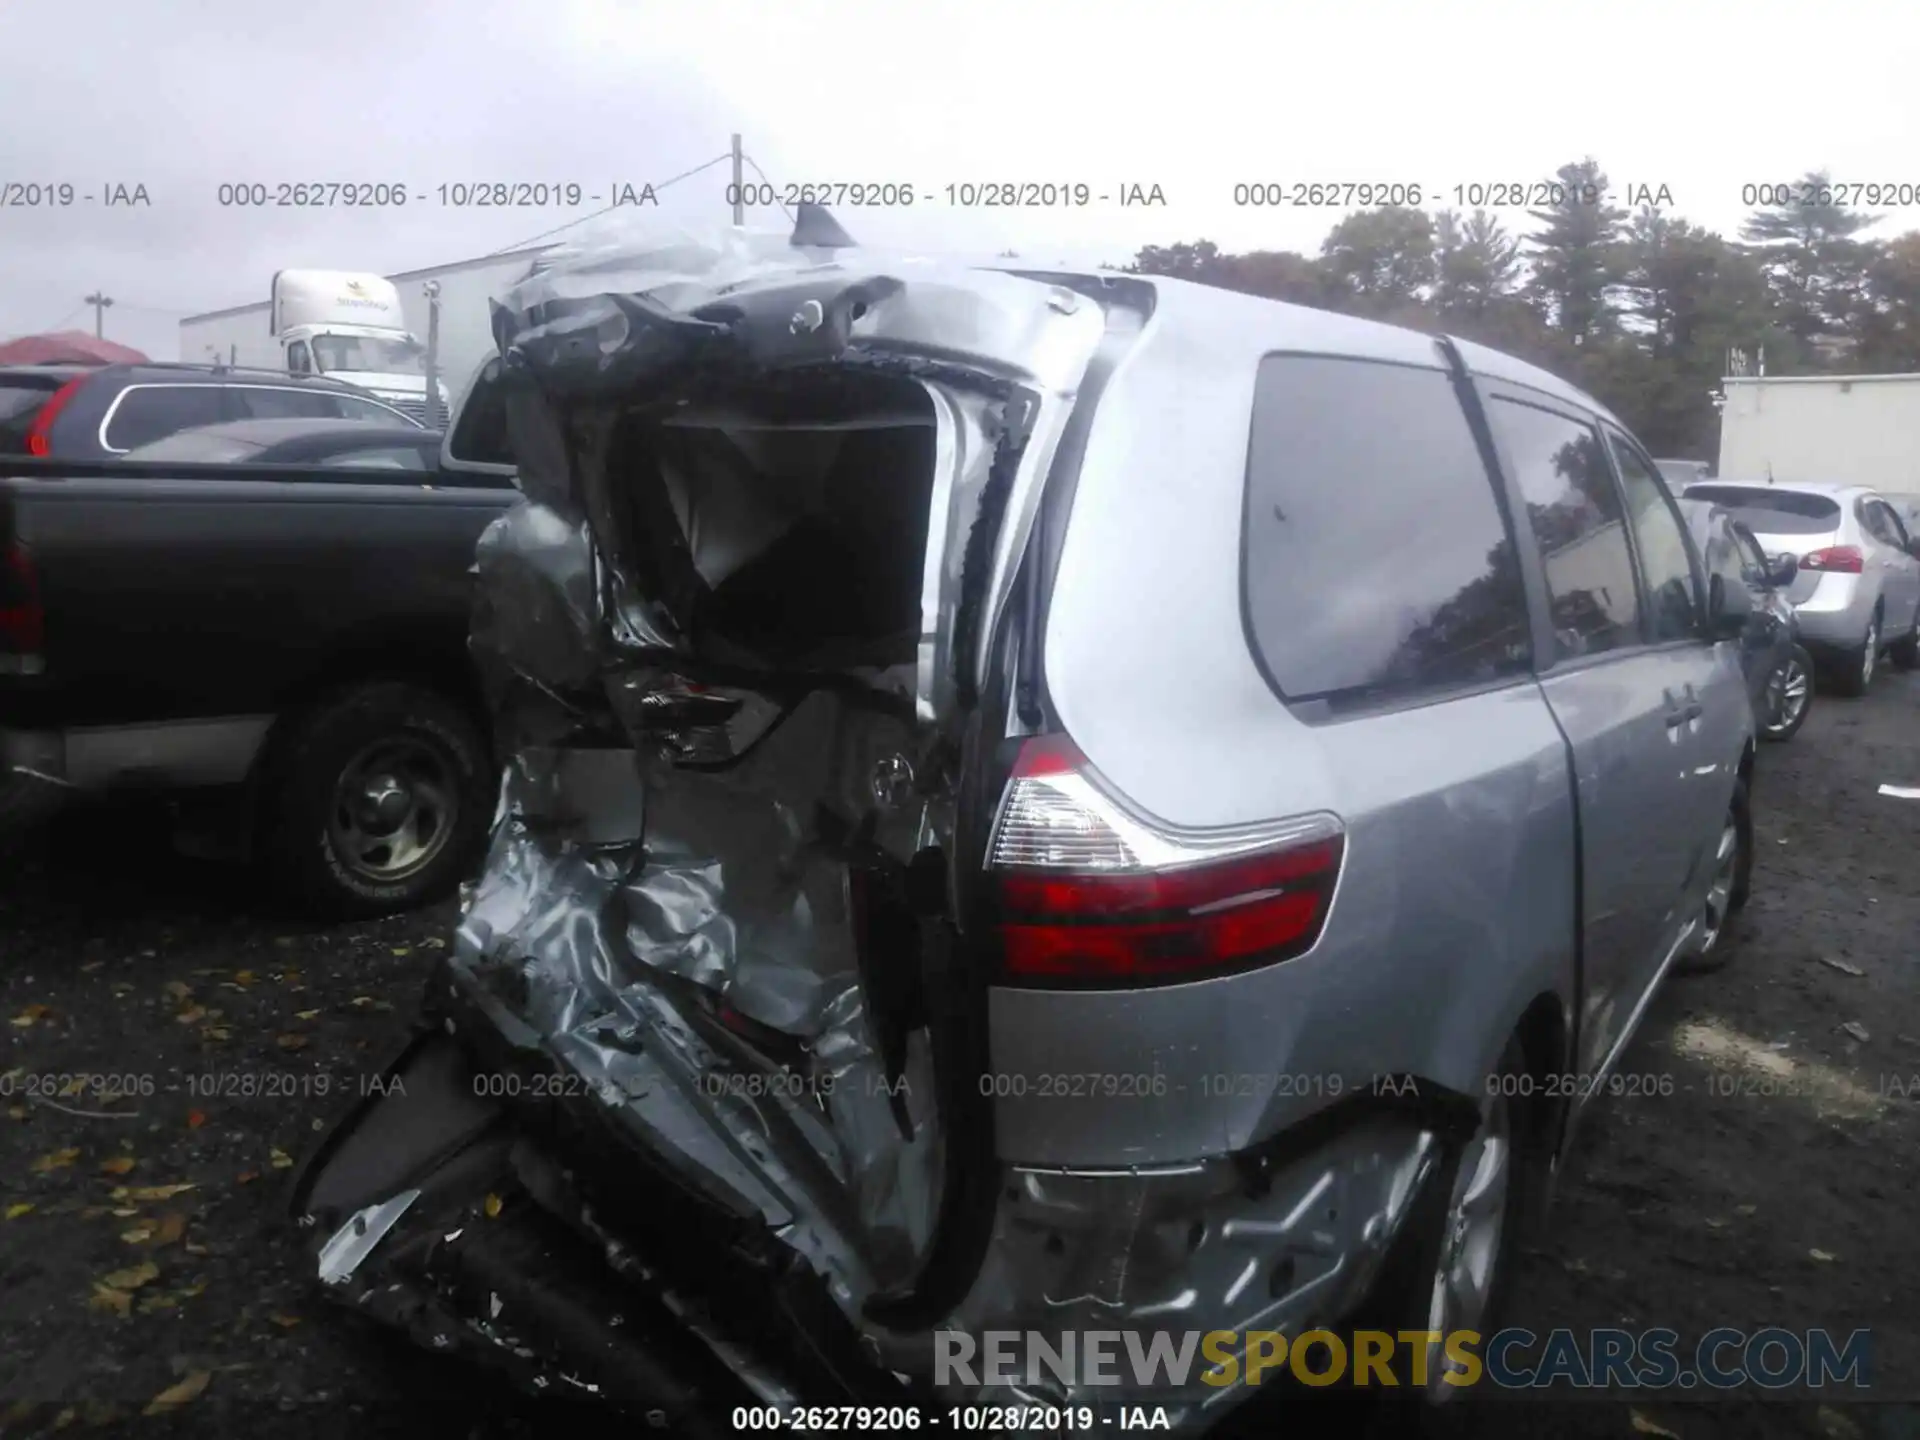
[290,214,1716,1434]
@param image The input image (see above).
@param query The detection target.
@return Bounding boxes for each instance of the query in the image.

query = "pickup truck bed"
[1,455,516,914]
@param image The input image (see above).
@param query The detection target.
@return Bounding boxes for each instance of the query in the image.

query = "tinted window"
[1609,432,1700,642]
[103,386,227,451]
[287,341,312,375]
[0,380,61,451]
[1693,511,1747,594]
[1866,501,1908,547]
[1732,526,1769,583]
[1243,356,1530,703]
[1490,398,1639,661]
[447,363,514,466]
[1683,485,1840,535]
[233,387,408,425]
[121,433,263,463]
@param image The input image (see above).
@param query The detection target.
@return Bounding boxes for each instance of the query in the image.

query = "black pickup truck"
[0,369,519,916]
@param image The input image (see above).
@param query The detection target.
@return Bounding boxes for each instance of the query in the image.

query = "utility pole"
[84,292,113,338]
[730,133,744,225]
[423,281,443,429]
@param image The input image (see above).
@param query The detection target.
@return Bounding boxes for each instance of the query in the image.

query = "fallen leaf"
[143,1371,209,1415]
[175,1006,208,1026]
[1810,1248,1839,1262]
[31,1147,81,1173]
[235,1171,259,1185]
[99,1155,136,1176]
[183,1242,208,1255]
[269,1313,301,1328]
[233,970,256,986]
[136,1293,177,1314]
[53,1406,76,1429]
[202,1027,232,1042]
[274,937,295,947]
[124,1183,195,1202]
[1735,1203,1757,1216]
[483,1193,503,1219]
[391,946,412,957]
[109,1207,138,1217]
[276,1034,308,1051]
[1839,1021,1870,1043]
[1819,956,1866,977]
[1630,1412,1681,1439]
[120,1224,156,1244]
[151,1213,188,1246]
[87,1285,132,1318]
[11,1003,56,1028]
[178,1282,205,1298]
[1817,1404,1865,1439]
[1704,1217,1727,1230]
[5,1202,34,1220]
[424,937,446,949]
[269,1148,294,1170]
[99,1259,159,1291]
[293,1009,321,1021]
[163,980,192,1001]
[186,1111,206,1129]
[7,1106,27,1120]
[350,995,376,1008]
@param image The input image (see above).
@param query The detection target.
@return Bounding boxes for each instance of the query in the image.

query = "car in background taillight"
[986,733,1344,986]
[1800,545,1864,574]
[23,374,90,458]
[0,540,45,675]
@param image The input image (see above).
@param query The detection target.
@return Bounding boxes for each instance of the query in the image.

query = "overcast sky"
[4,0,1917,360]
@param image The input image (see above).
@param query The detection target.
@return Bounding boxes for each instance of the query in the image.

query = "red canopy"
[0,330,149,365]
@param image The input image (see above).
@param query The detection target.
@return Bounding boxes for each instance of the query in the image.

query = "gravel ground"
[4,675,1920,1439]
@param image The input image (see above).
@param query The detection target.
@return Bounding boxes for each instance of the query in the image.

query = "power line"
[483,151,735,257]
[742,155,796,223]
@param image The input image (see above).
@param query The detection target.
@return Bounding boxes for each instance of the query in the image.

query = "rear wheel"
[1675,776,1752,976]
[1832,610,1880,697]
[260,682,492,919]
[1759,646,1813,742]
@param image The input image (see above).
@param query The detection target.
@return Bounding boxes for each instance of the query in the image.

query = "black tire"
[1890,609,1920,670]
[1831,609,1880,697]
[1759,645,1814,743]
[259,682,492,919]
[1674,775,1752,976]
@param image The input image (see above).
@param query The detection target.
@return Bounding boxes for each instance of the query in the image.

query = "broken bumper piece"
[290,979,1447,1436]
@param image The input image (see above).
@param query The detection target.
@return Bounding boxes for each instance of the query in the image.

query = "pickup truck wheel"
[1675,777,1752,976]
[262,683,491,919]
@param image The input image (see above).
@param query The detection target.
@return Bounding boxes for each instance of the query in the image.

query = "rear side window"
[1863,500,1908,547]
[1684,485,1840,535]
[1489,398,1639,661]
[1243,356,1530,704]
[0,380,61,451]
[232,387,403,424]
[447,363,513,466]
[102,386,226,451]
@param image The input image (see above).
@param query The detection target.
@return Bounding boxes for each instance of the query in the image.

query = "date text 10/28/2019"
[730,1405,1173,1431]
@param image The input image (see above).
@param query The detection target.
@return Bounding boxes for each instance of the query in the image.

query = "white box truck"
[1718,373,1920,508]
[180,248,553,423]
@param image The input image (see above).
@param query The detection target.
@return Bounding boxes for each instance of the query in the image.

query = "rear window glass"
[103,386,226,451]
[1243,355,1531,704]
[233,387,406,425]
[1683,485,1840,535]
[0,380,61,451]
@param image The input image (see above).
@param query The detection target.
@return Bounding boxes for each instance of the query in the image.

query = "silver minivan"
[1684,480,1920,695]
[292,219,1759,1435]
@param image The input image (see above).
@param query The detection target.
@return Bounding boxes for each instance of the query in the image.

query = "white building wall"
[1718,376,1920,493]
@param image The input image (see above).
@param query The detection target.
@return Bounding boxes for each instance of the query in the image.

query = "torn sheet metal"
[295,212,1454,1433]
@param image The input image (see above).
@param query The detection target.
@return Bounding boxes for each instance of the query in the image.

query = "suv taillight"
[23,375,90,457]
[987,734,1344,985]
[1801,545,1863,574]
[0,541,45,674]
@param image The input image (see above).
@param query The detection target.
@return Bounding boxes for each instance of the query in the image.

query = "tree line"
[1123,160,1920,459]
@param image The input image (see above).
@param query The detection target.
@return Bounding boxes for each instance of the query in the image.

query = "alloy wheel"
[326,736,459,884]
[1422,1089,1512,1404]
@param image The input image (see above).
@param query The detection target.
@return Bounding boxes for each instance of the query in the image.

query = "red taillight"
[23,375,89,458]
[1801,545,1863,574]
[0,541,45,672]
[988,735,1344,984]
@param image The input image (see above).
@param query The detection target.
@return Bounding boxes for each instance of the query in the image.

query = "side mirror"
[1766,554,1798,587]
[1709,574,1752,640]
